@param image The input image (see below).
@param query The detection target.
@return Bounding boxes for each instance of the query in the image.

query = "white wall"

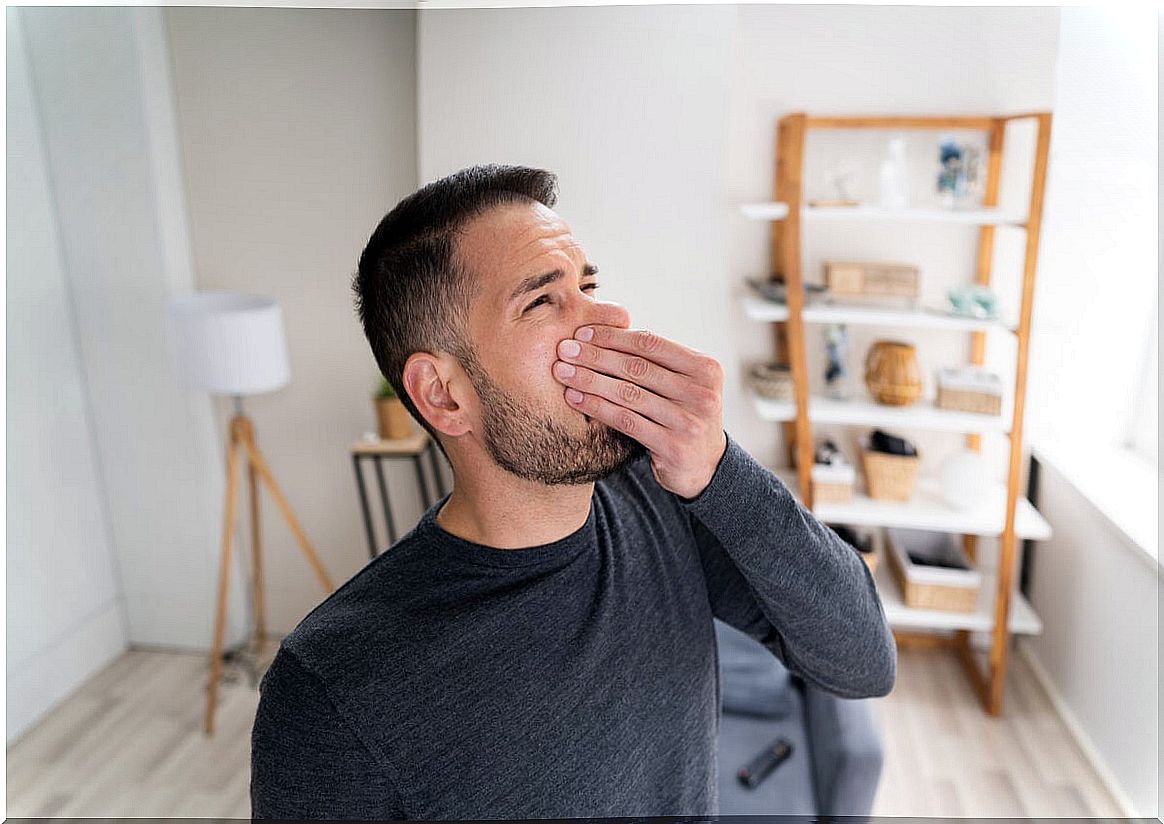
[1024,461,1158,818]
[164,7,419,634]
[419,4,738,362]
[9,6,246,742]
[18,6,240,652]
[6,8,128,745]
[1020,6,1159,818]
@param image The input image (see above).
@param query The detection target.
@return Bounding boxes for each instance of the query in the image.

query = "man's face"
[453,200,647,485]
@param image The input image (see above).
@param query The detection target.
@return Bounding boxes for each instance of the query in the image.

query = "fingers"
[553,359,691,431]
[571,324,719,386]
[563,381,670,454]
[556,337,689,402]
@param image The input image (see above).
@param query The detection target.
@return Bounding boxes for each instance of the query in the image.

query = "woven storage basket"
[824,262,865,296]
[861,447,919,501]
[936,366,1003,415]
[747,362,793,401]
[937,386,1001,415]
[811,462,854,504]
[885,526,980,613]
[824,261,919,299]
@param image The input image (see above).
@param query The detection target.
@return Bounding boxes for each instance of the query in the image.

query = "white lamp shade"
[166,292,291,396]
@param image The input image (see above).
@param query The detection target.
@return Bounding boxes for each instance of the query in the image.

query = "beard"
[460,347,648,485]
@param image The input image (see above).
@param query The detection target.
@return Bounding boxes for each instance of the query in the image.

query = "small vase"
[375,396,413,440]
[864,340,923,406]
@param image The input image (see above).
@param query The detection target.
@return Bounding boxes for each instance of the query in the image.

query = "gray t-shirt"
[250,430,896,819]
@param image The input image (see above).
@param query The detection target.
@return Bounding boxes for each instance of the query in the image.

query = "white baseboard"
[1017,640,1142,818]
[7,599,128,746]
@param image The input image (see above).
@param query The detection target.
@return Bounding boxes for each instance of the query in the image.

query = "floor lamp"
[166,292,336,735]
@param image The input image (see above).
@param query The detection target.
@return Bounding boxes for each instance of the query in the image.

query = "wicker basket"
[937,386,1000,415]
[885,526,980,613]
[861,447,920,501]
[824,260,919,299]
[811,462,855,504]
[747,362,793,401]
[936,366,1003,415]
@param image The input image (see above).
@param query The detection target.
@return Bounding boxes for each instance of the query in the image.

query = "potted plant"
[374,377,413,440]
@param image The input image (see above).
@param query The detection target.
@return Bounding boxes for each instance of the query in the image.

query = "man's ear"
[402,352,471,438]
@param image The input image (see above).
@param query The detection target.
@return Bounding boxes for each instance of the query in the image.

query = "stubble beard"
[460,347,647,485]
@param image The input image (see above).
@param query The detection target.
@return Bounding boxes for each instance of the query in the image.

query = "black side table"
[351,430,448,559]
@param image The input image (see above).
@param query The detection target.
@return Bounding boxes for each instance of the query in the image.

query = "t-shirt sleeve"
[678,429,897,699]
[251,645,408,820]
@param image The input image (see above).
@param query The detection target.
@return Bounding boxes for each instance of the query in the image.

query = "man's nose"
[585,299,632,330]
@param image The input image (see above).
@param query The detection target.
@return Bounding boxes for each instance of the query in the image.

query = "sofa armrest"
[799,676,885,817]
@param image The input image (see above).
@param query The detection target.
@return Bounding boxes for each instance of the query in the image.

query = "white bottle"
[878,136,909,210]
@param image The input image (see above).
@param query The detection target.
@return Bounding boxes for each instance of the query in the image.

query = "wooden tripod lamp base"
[204,413,336,735]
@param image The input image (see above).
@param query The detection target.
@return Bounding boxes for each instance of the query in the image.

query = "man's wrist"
[678,429,730,504]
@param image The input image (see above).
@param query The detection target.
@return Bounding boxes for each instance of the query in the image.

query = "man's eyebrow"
[508,263,599,305]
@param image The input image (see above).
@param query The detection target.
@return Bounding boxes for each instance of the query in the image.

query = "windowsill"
[1029,432,1159,572]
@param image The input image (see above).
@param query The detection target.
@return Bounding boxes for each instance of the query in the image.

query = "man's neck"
[435,475,596,550]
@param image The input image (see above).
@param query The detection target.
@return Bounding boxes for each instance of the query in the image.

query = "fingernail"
[555,361,576,378]
[566,388,584,403]
[576,327,593,342]
[559,339,581,357]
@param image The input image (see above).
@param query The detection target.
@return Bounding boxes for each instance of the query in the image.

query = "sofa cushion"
[716,687,815,815]
[714,619,794,719]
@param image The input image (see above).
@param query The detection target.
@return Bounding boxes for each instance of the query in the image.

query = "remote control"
[737,737,793,789]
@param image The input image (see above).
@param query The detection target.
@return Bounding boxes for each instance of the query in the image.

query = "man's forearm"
[680,430,897,699]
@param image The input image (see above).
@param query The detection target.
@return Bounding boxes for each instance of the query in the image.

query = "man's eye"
[524,283,600,313]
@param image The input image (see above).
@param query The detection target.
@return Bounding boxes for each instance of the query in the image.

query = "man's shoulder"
[280,532,433,681]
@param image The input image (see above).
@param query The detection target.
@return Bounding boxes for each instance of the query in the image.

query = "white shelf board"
[803,204,1027,225]
[751,394,797,421]
[871,542,1042,635]
[741,295,1015,334]
[742,294,791,321]
[771,465,1052,541]
[739,202,789,220]
[738,202,1027,225]
[750,390,1011,434]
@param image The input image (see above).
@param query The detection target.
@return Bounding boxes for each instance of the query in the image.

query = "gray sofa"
[714,619,886,816]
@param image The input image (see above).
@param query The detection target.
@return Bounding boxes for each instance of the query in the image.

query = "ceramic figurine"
[946,284,999,319]
[937,136,966,208]
[824,323,851,400]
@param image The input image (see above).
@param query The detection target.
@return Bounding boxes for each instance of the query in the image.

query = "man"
[250,164,896,820]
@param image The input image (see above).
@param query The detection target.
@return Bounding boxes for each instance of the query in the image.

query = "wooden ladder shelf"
[762,111,1054,717]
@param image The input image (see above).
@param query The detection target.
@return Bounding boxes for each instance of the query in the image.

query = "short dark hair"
[352,164,559,459]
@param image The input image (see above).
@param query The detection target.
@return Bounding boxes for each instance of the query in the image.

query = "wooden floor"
[7,639,1127,818]
[874,645,1126,818]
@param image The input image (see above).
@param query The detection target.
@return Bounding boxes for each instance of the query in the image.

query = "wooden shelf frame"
[763,111,1054,717]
